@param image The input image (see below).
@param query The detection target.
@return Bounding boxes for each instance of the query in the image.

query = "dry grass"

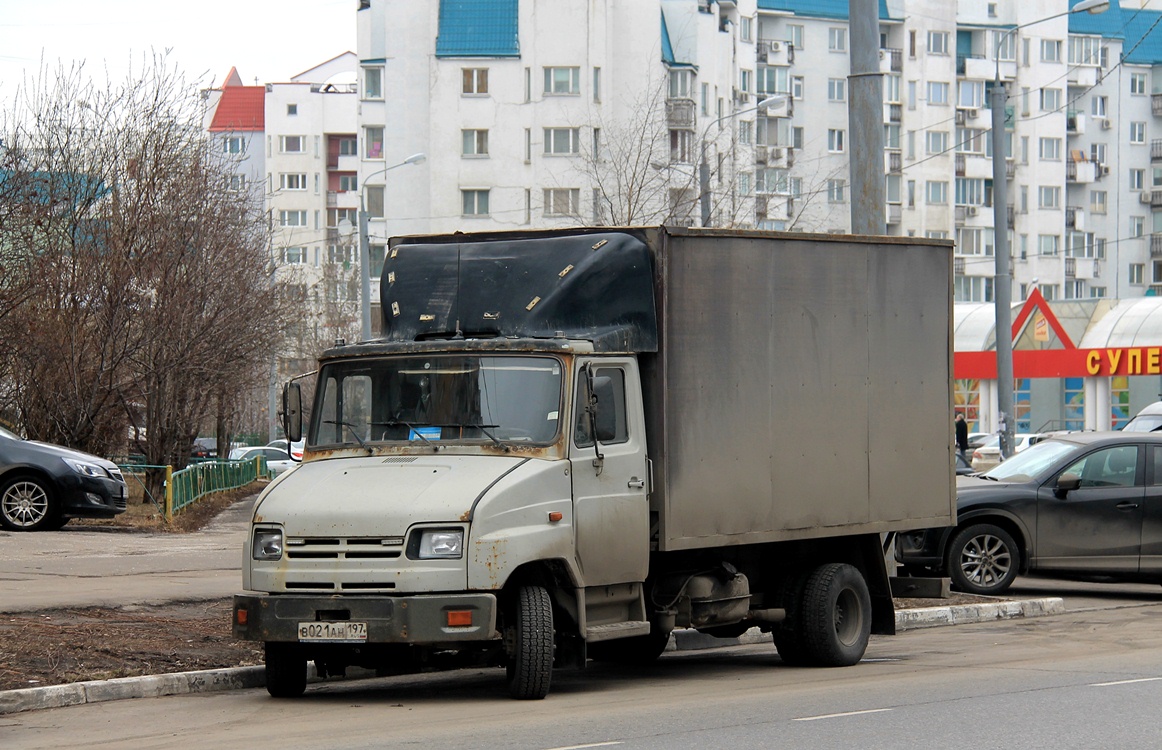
[83,481,268,533]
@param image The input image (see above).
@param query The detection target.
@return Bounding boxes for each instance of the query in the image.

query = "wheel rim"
[959,533,1012,588]
[2,481,49,528]
[833,588,864,647]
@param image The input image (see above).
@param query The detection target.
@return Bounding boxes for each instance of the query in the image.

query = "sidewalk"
[0,594,1065,715]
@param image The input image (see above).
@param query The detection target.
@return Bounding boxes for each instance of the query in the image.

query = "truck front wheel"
[800,563,871,667]
[506,585,554,700]
[265,642,307,698]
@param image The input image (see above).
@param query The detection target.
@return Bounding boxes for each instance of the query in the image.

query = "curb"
[0,597,1065,715]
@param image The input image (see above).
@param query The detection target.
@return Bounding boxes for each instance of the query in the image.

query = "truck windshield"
[310,355,563,447]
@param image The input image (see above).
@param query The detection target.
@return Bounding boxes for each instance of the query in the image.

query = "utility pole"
[848,0,885,236]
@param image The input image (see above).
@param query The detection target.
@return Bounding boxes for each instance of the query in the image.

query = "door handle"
[1116,501,1139,510]
[628,477,645,490]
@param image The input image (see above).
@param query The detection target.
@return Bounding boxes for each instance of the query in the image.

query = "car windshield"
[981,439,1078,482]
[1123,414,1162,433]
[310,354,564,447]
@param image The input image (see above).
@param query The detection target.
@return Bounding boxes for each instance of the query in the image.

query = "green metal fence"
[116,456,267,522]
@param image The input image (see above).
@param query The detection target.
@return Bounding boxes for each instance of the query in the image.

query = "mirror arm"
[584,363,604,475]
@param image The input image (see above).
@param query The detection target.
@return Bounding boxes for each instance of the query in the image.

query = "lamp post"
[990,0,1107,459]
[699,94,788,227]
[358,152,426,341]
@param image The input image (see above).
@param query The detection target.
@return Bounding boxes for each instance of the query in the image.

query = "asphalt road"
[2,599,1161,749]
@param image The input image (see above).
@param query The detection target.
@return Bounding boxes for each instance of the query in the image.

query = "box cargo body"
[646,229,955,549]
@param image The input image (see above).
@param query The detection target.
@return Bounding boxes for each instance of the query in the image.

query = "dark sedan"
[0,425,127,531]
[897,431,1162,595]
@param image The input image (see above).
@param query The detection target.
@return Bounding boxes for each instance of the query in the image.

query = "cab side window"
[574,367,628,447]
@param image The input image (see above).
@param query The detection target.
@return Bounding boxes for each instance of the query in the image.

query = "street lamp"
[990,0,1107,459]
[699,94,788,227]
[358,151,426,341]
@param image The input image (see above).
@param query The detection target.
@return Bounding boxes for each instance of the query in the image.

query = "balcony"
[1067,161,1097,184]
[1007,159,1016,179]
[1065,257,1076,278]
[666,99,696,128]
[1065,206,1083,230]
[1152,234,1162,257]
[888,150,902,173]
[956,54,985,76]
[1007,204,1015,229]
[1153,94,1162,117]
[756,40,791,66]
[1066,111,1085,135]
[955,153,966,176]
[1141,190,1162,207]
[888,103,902,123]
[954,257,966,275]
[881,47,903,72]
[887,203,902,224]
[1152,139,1162,161]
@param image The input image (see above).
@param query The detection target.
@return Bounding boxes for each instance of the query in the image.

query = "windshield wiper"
[379,420,438,450]
[323,420,372,454]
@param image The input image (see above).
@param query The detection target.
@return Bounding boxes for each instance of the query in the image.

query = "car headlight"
[63,458,108,478]
[252,528,284,560]
[413,528,464,559]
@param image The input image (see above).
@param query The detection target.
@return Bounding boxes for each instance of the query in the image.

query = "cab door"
[569,358,650,587]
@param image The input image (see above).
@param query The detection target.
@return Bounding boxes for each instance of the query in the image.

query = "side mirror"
[282,383,303,443]
[591,376,617,443]
[1056,472,1081,494]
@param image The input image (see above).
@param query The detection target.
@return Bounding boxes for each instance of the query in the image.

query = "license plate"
[298,621,368,642]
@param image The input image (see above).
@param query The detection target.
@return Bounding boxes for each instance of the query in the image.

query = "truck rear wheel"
[800,563,871,667]
[265,642,307,697]
[506,585,553,700]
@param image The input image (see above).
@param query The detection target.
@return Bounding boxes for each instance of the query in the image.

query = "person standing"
[955,413,970,459]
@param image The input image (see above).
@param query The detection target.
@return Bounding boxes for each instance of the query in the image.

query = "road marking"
[544,743,622,750]
[794,708,893,722]
[1090,677,1162,687]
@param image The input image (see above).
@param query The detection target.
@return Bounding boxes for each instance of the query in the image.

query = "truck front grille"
[285,536,405,560]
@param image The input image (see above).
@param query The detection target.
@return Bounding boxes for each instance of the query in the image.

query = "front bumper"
[58,474,128,518]
[233,592,498,644]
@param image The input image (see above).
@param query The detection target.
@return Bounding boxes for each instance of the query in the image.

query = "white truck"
[233,227,955,699]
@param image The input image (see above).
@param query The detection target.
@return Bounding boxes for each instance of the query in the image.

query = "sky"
[0,0,356,96]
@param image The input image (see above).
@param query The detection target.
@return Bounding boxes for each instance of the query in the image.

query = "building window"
[669,69,693,98]
[739,70,752,96]
[1038,137,1061,161]
[228,174,247,191]
[1131,216,1145,238]
[327,245,354,265]
[955,178,986,206]
[885,124,901,150]
[364,67,383,99]
[1131,73,1147,95]
[545,66,581,95]
[740,16,753,42]
[1131,122,1147,144]
[286,104,297,116]
[827,179,846,203]
[787,24,803,50]
[1038,234,1059,255]
[463,68,488,94]
[545,127,581,155]
[792,126,804,149]
[338,174,357,192]
[280,136,305,153]
[1069,36,1101,66]
[958,80,984,108]
[1090,190,1107,214]
[670,129,694,163]
[827,129,845,153]
[993,30,1015,62]
[1040,39,1062,63]
[593,67,601,102]
[926,130,949,155]
[365,127,384,159]
[462,129,489,157]
[1130,263,1145,285]
[1038,186,1060,209]
[884,74,901,103]
[280,247,308,265]
[279,173,307,191]
[739,120,753,145]
[828,27,846,52]
[701,82,709,115]
[791,76,804,100]
[926,180,948,204]
[927,81,949,105]
[543,188,580,216]
[338,137,358,156]
[1040,88,1061,111]
[462,189,490,216]
[279,210,308,227]
[928,30,950,55]
[827,78,846,102]
[328,208,357,227]
[223,136,245,154]
[954,276,993,302]
[738,172,751,196]
[365,186,384,219]
[1131,169,1145,191]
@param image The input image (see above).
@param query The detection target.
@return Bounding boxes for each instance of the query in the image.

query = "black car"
[897,431,1162,595]
[0,425,128,531]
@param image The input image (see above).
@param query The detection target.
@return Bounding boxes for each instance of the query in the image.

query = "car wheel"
[0,475,58,531]
[948,523,1020,596]
[799,563,872,667]
[264,642,307,697]
[505,585,554,700]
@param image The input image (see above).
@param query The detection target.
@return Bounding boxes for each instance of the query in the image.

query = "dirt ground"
[0,492,989,693]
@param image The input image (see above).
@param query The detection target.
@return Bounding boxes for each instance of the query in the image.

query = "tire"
[800,563,872,667]
[506,585,554,700]
[772,569,813,666]
[947,523,1019,596]
[0,475,58,531]
[264,642,307,698]
[588,625,671,665]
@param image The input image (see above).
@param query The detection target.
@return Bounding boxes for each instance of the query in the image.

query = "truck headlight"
[412,528,464,559]
[252,528,284,560]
